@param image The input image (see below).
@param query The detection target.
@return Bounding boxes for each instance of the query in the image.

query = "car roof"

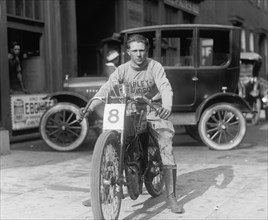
[120,24,240,34]
[240,52,262,61]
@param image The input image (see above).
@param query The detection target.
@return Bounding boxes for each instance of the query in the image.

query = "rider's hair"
[126,34,149,49]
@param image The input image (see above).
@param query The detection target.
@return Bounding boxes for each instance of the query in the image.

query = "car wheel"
[40,102,88,151]
[198,103,246,150]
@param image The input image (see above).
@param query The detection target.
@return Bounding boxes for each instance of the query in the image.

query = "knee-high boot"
[163,166,183,213]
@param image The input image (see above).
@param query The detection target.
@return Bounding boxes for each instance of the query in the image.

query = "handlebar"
[77,95,161,123]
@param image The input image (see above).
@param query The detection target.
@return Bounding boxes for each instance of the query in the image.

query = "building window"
[6,0,43,21]
[249,31,254,52]
[241,29,246,52]
[144,0,158,26]
[165,4,178,24]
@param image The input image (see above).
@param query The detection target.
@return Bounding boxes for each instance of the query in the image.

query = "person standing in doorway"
[8,42,27,93]
[105,49,120,78]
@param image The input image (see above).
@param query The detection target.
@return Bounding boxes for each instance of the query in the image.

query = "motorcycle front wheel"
[91,131,122,220]
[144,133,164,197]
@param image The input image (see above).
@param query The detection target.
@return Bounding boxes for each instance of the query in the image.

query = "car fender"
[196,92,252,121]
[44,91,89,108]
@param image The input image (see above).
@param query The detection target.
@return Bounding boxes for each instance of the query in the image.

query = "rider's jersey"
[91,58,173,111]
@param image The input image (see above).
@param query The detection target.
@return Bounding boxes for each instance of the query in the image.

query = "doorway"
[75,0,117,76]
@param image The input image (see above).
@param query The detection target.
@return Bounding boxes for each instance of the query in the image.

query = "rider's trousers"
[147,111,177,167]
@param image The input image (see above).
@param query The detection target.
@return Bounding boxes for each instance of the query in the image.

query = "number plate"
[103,104,126,130]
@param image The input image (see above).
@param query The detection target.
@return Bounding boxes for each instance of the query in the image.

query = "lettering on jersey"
[127,80,154,95]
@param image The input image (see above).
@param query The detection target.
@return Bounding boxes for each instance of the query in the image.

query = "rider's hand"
[77,107,93,123]
[157,107,171,120]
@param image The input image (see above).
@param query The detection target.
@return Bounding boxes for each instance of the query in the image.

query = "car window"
[199,29,230,67]
[161,29,194,67]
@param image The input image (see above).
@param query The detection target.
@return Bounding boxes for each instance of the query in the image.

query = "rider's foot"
[167,194,183,213]
[82,199,91,207]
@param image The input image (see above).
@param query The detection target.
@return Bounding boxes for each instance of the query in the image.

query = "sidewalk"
[1,119,267,219]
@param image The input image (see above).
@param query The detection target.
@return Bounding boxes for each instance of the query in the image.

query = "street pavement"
[1,115,267,220]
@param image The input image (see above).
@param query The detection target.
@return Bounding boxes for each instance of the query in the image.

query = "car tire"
[40,102,88,151]
[198,103,246,151]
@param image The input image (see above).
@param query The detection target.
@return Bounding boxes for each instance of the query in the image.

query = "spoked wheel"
[184,125,202,142]
[145,133,164,197]
[246,97,262,125]
[40,102,88,151]
[91,131,122,220]
[198,103,246,151]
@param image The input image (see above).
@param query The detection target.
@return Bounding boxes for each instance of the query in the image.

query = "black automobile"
[40,24,252,151]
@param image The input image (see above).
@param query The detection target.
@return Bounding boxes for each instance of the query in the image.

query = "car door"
[160,28,197,111]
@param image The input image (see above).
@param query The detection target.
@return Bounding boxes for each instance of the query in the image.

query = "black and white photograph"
[0,0,267,219]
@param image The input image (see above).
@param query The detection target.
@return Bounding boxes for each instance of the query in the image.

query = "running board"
[169,112,197,125]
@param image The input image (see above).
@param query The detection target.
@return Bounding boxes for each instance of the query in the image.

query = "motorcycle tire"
[198,103,246,151]
[91,130,121,220]
[144,133,164,197]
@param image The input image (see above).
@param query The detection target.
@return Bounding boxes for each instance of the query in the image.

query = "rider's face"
[127,41,147,66]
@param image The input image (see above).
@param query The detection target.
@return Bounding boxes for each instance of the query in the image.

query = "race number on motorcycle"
[103,104,126,130]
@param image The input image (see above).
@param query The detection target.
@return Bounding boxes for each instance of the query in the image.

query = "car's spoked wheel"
[40,102,88,151]
[199,103,246,150]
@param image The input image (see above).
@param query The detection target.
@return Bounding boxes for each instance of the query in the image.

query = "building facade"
[0,0,267,142]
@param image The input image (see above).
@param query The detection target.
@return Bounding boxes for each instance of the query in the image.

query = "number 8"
[108,109,119,123]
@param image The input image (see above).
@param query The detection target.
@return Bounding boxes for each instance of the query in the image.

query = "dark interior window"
[161,29,194,67]
[199,29,230,66]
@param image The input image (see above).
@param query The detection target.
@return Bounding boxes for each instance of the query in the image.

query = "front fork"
[116,130,127,199]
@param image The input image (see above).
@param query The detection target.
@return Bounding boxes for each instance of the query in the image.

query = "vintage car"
[238,52,268,124]
[40,24,252,151]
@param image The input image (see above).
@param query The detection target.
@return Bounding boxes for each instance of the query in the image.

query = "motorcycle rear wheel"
[145,134,164,197]
[91,131,121,220]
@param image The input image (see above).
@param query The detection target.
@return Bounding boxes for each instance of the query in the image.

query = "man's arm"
[89,68,121,111]
[17,72,25,91]
[152,62,173,111]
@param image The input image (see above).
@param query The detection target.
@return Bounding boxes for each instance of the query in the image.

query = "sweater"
[91,58,173,111]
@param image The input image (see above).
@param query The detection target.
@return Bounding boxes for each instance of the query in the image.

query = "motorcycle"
[79,84,164,220]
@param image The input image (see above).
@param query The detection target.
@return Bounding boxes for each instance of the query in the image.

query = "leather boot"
[163,167,183,213]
